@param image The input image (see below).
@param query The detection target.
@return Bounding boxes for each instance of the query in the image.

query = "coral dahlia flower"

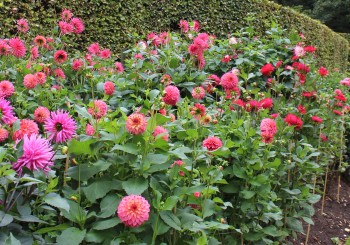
[44,110,77,143]
[0,80,14,98]
[12,134,54,173]
[153,126,169,141]
[0,127,8,142]
[54,50,68,64]
[34,106,50,123]
[126,113,147,135]
[12,119,39,141]
[191,86,205,100]
[163,85,180,106]
[104,81,115,95]
[23,74,38,89]
[88,100,107,119]
[203,136,222,151]
[117,195,150,227]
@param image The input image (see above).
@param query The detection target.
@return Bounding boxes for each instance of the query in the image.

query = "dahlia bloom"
[340,78,350,86]
[160,74,172,85]
[190,103,206,120]
[17,19,29,33]
[270,113,279,119]
[0,127,8,142]
[31,46,39,59]
[0,40,10,56]
[259,98,273,109]
[0,80,14,98]
[191,20,200,32]
[203,136,222,151]
[54,50,68,64]
[126,113,147,135]
[23,74,38,89]
[261,63,274,77]
[320,133,328,142]
[117,195,150,227]
[191,86,205,100]
[34,106,50,123]
[61,9,73,21]
[72,59,84,71]
[179,20,189,33]
[44,110,77,143]
[153,126,169,141]
[304,46,316,53]
[171,160,185,167]
[58,21,73,34]
[88,43,100,55]
[12,119,39,141]
[294,45,305,57]
[35,72,46,85]
[318,66,328,77]
[70,17,84,34]
[115,62,124,73]
[333,110,342,116]
[311,116,323,123]
[163,86,180,106]
[0,99,17,125]
[260,118,277,144]
[54,68,66,80]
[104,81,115,95]
[245,100,261,112]
[12,134,54,173]
[297,105,307,115]
[85,124,95,136]
[284,114,303,130]
[99,49,111,59]
[9,38,26,58]
[88,100,107,119]
[220,72,239,90]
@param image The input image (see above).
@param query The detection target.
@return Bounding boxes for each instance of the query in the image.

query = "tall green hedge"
[0,0,348,70]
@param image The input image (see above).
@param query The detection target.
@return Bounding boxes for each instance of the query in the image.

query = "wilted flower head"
[117,195,150,227]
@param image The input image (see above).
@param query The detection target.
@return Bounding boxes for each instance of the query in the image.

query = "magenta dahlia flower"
[117,195,150,227]
[44,110,77,143]
[0,99,17,125]
[12,134,54,173]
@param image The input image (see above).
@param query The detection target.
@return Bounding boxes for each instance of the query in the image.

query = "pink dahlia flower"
[54,68,66,80]
[17,18,29,33]
[99,49,111,59]
[0,127,9,142]
[72,59,84,71]
[88,100,107,119]
[340,78,350,86]
[31,46,39,59]
[220,72,239,90]
[203,136,222,151]
[13,119,39,141]
[34,106,50,123]
[115,62,124,73]
[284,114,303,130]
[318,66,328,77]
[9,38,26,58]
[0,99,17,125]
[0,80,14,98]
[153,126,169,141]
[261,63,274,77]
[126,113,147,135]
[85,124,95,136]
[54,50,68,64]
[0,40,10,56]
[311,116,323,123]
[260,118,277,144]
[70,17,84,34]
[179,20,189,33]
[104,81,115,95]
[35,72,46,85]
[61,9,73,21]
[58,21,73,35]
[163,85,180,106]
[117,195,150,227]
[191,86,205,100]
[23,74,38,89]
[88,43,100,55]
[44,110,77,143]
[12,134,54,173]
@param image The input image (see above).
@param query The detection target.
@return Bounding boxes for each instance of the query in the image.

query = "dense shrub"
[0,0,348,71]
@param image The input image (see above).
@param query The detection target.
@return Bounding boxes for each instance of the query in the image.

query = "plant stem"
[151,213,159,245]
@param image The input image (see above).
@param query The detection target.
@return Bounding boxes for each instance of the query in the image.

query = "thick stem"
[63,154,69,186]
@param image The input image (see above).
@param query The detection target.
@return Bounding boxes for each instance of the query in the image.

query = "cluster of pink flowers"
[147,32,170,46]
[87,42,112,59]
[187,24,211,69]
[0,38,27,58]
[58,9,84,35]
[23,72,47,89]
[179,20,200,33]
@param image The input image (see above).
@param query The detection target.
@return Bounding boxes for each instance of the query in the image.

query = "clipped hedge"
[0,0,348,70]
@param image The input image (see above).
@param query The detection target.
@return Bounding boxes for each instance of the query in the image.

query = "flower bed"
[0,11,350,244]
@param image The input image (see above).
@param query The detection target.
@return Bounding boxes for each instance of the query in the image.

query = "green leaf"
[0,211,13,227]
[282,188,301,195]
[35,224,70,234]
[75,104,93,121]
[98,194,119,218]
[122,177,148,195]
[202,199,215,219]
[68,160,112,181]
[162,196,178,211]
[56,228,86,245]
[92,217,121,230]
[84,180,122,203]
[241,190,255,199]
[262,226,279,237]
[149,89,160,101]
[43,193,70,212]
[169,146,192,160]
[4,233,21,245]
[68,139,95,155]
[112,143,139,155]
[286,217,303,232]
[160,211,181,230]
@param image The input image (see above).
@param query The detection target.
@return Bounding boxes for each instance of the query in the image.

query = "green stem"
[151,214,160,245]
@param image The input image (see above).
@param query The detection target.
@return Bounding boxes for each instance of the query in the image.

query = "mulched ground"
[289,175,350,245]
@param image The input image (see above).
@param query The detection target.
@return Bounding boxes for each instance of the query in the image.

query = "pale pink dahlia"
[117,195,150,227]
[88,100,107,119]
[104,81,115,95]
[61,9,73,21]
[163,85,180,106]
[191,86,205,100]
[153,126,169,141]
[12,134,54,173]
[203,136,222,151]
[34,106,50,123]
[126,113,147,135]
[0,80,14,98]
[0,99,17,125]
[34,36,47,47]
[44,110,77,143]
[23,74,38,89]
[220,72,239,90]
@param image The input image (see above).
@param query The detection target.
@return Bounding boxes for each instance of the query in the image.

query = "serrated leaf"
[160,211,181,230]
[98,194,119,218]
[112,143,139,155]
[162,196,178,211]
[84,180,122,203]
[122,178,148,195]
[92,217,121,230]
[56,228,86,245]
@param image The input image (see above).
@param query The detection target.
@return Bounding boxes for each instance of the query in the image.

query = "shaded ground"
[289,175,350,245]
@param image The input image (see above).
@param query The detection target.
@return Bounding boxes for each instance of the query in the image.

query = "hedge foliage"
[0,0,348,70]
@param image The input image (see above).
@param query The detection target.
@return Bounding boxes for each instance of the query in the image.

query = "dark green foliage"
[0,0,348,70]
